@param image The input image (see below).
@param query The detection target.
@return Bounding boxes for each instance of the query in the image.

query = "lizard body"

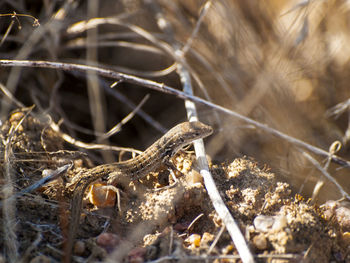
[66,121,212,260]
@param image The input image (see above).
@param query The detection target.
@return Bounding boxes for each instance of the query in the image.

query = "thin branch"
[148,2,253,261]
[103,83,166,133]
[181,1,211,55]
[1,59,350,168]
[176,4,254,260]
[100,94,150,140]
[311,141,341,201]
[180,63,255,262]
[208,225,225,254]
[49,121,142,155]
[302,151,350,200]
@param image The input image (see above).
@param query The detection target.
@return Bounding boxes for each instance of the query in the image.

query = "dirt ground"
[3,0,350,262]
[0,108,348,263]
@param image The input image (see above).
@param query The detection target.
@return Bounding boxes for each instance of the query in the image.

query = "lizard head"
[149,121,213,160]
[178,121,213,142]
[163,121,213,157]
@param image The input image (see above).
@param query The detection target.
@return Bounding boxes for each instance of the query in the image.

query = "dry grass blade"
[1,106,33,262]
[101,94,150,140]
[311,141,341,201]
[49,121,142,155]
[0,163,72,208]
[0,83,25,108]
[105,83,167,133]
[302,151,350,200]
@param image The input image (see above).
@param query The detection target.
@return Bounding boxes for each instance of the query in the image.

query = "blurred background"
[1,0,350,203]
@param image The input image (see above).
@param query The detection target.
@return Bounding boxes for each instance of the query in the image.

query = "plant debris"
[0,109,348,262]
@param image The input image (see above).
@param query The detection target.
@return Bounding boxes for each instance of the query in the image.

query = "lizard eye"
[164,148,173,156]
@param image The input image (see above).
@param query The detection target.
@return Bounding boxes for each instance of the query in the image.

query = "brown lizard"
[65,121,213,261]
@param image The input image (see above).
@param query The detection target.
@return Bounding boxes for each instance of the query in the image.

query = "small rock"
[253,233,268,250]
[74,240,85,255]
[96,233,121,253]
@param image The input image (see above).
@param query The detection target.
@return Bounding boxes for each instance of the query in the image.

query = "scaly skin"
[65,121,213,260]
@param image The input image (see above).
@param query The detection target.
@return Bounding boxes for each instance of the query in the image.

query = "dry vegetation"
[1,0,350,262]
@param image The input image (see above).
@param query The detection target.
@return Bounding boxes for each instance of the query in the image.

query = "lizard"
[65,121,213,260]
